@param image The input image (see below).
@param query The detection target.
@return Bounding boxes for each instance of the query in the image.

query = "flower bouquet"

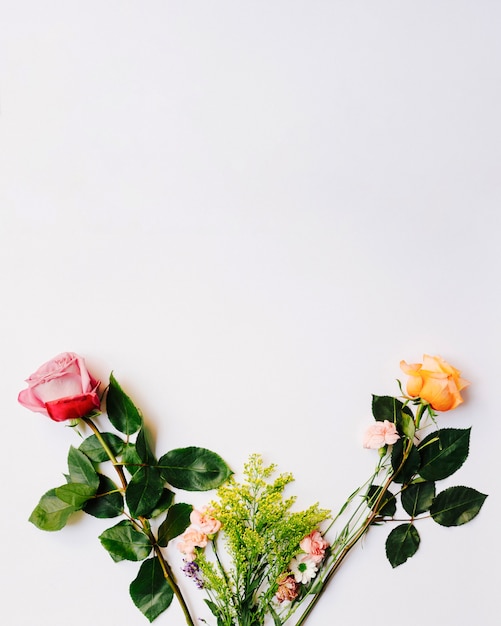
[19,353,487,625]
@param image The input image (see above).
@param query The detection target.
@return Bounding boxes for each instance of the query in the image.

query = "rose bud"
[18,352,100,422]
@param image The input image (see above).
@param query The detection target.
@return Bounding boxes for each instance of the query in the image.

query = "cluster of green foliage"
[194,454,330,626]
[29,373,232,624]
[272,394,489,626]
[367,395,487,567]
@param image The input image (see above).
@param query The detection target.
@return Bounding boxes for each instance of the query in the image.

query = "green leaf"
[398,411,416,440]
[67,446,99,490]
[268,603,283,626]
[29,488,78,531]
[205,600,225,624]
[372,395,413,424]
[401,482,436,517]
[126,467,164,518]
[385,523,420,567]
[366,485,396,517]
[130,557,174,622]
[418,428,471,481]
[79,433,125,463]
[158,447,232,491]
[56,483,96,509]
[136,426,157,465]
[84,474,124,518]
[149,489,175,519]
[106,373,142,435]
[122,442,143,476]
[391,440,421,484]
[99,520,152,562]
[430,486,488,527]
[157,503,193,547]
[400,482,435,517]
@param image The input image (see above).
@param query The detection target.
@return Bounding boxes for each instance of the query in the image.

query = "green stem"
[82,417,127,489]
[294,439,413,626]
[81,416,196,626]
[415,403,426,430]
[147,526,196,626]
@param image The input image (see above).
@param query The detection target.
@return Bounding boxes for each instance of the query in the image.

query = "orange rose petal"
[400,360,424,397]
[422,354,442,373]
[406,377,423,397]
[399,360,421,375]
[420,379,454,411]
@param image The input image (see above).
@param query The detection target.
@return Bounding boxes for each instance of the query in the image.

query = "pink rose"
[177,527,209,561]
[190,507,222,535]
[18,352,100,422]
[363,420,400,449]
[299,530,329,564]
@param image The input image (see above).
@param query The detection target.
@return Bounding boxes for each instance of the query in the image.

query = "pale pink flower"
[289,554,318,584]
[299,530,329,564]
[177,527,208,561]
[190,506,222,535]
[363,420,400,449]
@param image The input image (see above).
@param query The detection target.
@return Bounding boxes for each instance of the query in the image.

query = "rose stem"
[81,416,127,489]
[81,416,196,626]
[295,438,413,626]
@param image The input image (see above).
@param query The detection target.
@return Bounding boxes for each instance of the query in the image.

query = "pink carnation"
[190,506,221,535]
[363,420,400,449]
[177,527,208,561]
[276,574,300,603]
[299,530,329,564]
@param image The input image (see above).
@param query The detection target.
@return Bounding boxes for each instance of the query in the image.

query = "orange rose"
[400,354,469,412]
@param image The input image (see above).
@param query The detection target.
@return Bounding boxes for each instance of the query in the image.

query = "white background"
[1,2,500,625]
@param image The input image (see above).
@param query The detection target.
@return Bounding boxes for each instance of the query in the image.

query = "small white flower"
[289,554,318,584]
